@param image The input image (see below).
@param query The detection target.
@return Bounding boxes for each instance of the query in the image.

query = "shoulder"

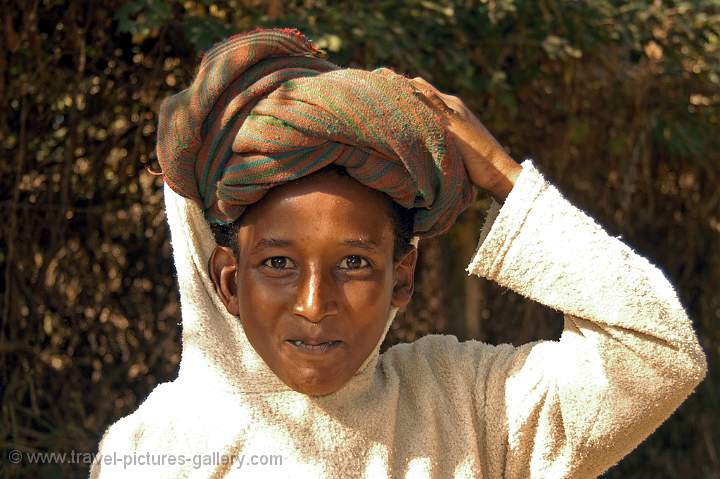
[379,334,517,390]
[92,381,177,455]
[381,333,513,365]
[90,381,191,477]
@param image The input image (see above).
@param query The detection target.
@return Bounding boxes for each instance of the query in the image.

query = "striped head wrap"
[156,27,476,238]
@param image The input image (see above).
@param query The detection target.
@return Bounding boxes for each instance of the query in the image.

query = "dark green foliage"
[1,1,718,477]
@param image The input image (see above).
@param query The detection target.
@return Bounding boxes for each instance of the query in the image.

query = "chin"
[286,372,346,397]
[297,385,340,397]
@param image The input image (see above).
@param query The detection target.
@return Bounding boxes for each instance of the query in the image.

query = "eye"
[338,255,370,270]
[261,256,296,269]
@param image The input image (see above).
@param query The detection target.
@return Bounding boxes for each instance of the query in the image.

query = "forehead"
[237,172,395,244]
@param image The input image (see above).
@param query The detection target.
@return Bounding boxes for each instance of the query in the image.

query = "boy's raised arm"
[467,159,707,478]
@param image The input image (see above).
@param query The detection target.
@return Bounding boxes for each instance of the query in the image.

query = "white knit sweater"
[89,160,707,478]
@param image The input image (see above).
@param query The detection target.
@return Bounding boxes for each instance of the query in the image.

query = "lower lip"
[286,340,343,354]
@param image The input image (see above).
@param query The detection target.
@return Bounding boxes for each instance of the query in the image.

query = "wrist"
[486,159,521,202]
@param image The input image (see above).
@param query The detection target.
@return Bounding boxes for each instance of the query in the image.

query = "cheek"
[340,270,395,319]
[241,275,276,304]
[343,279,391,307]
[236,270,290,325]
[235,272,289,356]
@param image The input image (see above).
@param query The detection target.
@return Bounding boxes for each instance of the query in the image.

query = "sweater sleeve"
[467,159,707,478]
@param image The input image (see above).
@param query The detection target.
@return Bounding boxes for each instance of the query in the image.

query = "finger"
[412,86,455,116]
[409,77,459,117]
[412,78,458,104]
[410,76,439,94]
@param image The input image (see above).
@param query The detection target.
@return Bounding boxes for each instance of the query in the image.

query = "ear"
[391,247,418,312]
[209,246,240,316]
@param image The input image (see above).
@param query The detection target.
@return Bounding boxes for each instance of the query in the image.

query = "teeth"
[290,340,337,348]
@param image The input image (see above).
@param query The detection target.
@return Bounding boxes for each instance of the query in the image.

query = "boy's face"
[209,171,417,396]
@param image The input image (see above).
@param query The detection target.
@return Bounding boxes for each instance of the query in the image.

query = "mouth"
[285,339,343,354]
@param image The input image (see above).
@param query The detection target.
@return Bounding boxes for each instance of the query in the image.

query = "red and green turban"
[156,27,476,238]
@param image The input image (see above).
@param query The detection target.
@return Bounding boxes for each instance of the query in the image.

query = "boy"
[90,28,706,478]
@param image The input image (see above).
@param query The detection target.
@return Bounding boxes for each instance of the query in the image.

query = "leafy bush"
[1,1,718,477]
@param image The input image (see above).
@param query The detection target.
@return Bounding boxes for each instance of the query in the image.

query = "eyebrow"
[249,238,292,255]
[341,239,379,251]
[249,237,379,254]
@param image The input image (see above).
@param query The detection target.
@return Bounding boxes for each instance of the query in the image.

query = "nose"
[292,264,338,323]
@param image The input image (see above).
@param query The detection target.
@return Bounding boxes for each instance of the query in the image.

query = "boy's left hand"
[409,76,521,201]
